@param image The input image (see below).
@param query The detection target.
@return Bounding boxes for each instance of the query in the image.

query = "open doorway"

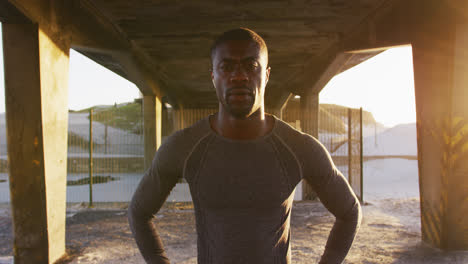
[319,46,421,236]
[66,49,142,205]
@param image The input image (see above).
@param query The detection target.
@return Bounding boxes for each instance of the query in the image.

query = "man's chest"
[185,140,299,209]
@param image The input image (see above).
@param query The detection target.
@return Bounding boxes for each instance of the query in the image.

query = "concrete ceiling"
[2,0,409,109]
[73,0,393,108]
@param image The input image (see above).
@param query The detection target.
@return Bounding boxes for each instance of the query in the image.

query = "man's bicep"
[309,167,359,219]
[130,155,181,219]
[302,136,359,218]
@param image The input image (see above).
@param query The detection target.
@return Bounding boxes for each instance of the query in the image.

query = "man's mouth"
[226,88,253,103]
[227,87,253,96]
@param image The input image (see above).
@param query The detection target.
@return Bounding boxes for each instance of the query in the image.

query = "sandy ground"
[1,159,468,263]
[1,198,468,264]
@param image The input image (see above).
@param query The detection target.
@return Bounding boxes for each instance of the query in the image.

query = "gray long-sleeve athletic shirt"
[128,115,361,264]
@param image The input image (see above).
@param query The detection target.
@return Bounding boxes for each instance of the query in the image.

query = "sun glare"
[320,46,416,128]
[68,49,141,111]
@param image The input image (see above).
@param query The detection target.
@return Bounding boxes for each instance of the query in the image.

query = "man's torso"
[177,116,306,264]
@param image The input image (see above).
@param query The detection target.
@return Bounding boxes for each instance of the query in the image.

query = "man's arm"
[128,139,182,264]
[302,136,362,264]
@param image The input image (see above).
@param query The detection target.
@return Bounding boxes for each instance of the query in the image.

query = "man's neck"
[210,107,274,140]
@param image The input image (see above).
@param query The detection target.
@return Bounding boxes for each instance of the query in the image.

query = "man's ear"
[265,66,271,83]
[211,70,215,86]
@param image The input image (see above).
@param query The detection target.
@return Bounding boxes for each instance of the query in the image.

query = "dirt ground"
[1,198,468,264]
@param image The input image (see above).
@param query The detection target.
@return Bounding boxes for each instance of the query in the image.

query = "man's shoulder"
[273,117,327,154]
[160,116,212,151]
[154,116,212,171]
[273,117,315,143]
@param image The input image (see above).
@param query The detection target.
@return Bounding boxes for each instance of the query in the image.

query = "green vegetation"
[71,101,378,137]
[67,175,119,186]
[81,102,143,134]
[320,104,377,125]
[68,131,91,149]
[319,104,378,134]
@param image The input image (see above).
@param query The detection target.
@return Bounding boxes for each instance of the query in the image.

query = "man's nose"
[230,64,248,81]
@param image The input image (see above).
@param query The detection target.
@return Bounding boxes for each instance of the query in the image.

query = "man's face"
[211,40,270,118]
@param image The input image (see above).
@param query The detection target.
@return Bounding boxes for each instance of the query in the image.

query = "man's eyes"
[219,61,259,72]
[244,61,259,71]
[220,64,235,71]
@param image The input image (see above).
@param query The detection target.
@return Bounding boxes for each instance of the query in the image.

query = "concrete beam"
[69,1,170,100]
[3,0,129,50]
[0,1,29,23]
[3,0,170,100]
[287,0,425,97]
[3,21,70,263]
[309,52,354,95]
[73,46,165,97]
[412,7,468,250]
[143,96,162,170]
[267,93,292,120]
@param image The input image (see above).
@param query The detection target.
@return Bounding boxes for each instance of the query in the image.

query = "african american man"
[128,28,362,264]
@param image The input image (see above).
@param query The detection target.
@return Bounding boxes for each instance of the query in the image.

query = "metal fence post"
[360,107,364,203]
[89,108,93,207]
[348,108,352,184]
[104,123,108,154]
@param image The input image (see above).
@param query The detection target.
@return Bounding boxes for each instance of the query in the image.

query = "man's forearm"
[319,202,361,264]
[128,206,171,264]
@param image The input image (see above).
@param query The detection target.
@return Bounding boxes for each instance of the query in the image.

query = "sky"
[0,23,415,127]
[67,49,141,110]
[320,46,416,127]
[0,23,141,113]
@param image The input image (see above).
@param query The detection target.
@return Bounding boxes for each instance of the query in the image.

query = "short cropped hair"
[210,28,268,65]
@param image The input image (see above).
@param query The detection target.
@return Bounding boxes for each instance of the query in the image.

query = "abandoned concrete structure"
[1,0,468,263]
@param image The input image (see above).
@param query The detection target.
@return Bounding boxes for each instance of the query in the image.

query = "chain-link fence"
[0,105,147,204]
[318,106,363,201]
[0,100,363,204]
[67,104,145,204]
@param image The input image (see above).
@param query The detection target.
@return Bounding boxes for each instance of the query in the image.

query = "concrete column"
[3,23,70,263]
[412,15,468,250]
[174,106,185,132]
[300,92,319,200]
[270,108,282,119]
[270,93,293,120]
[143,95,162,170]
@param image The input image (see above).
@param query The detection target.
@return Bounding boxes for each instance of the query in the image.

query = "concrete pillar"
[270,108,282,119]
[270,93,293,120]
[412,15,468,250]
[3,23,70,263]
[300,92,319,200]
[143,95,162,170]
[175,107,185,131]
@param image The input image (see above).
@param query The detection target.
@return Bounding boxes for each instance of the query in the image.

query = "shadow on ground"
[1,201,468,264]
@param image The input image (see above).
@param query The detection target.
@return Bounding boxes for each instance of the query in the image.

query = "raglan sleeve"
[127,134,184,264]
[301,134,362,264]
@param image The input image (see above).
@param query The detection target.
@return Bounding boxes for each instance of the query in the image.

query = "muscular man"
[129,28,361,264]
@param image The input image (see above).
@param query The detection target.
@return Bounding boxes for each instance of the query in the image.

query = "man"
[129,28,361,264]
